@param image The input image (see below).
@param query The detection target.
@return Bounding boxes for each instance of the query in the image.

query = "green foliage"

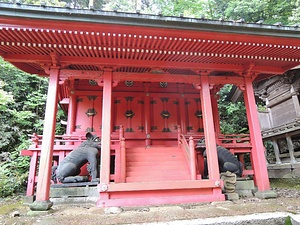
[218,85,249,134]
[0,57,68,197]
[0,58,48,152]
[224,0,267,22]
[62,0,105,9]
[289,0,300,24]
[0,150,30,197]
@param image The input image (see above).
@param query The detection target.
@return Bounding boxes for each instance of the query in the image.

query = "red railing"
[21,127,126,197]
[114,125,126,183]
[178,126,197,180]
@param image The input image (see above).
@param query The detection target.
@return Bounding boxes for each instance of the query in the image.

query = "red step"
[125,146,190,182]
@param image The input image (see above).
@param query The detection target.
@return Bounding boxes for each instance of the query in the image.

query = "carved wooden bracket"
[238,85,245,91]
[193,83,201,90]
[50,51,61,67]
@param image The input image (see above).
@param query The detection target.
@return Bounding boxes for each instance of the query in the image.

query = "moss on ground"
[270,178,300,190]
[0,200,23,215]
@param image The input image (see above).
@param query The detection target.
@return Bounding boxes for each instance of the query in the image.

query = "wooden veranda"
[0,2,299,210]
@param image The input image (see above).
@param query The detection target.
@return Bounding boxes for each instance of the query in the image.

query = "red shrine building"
[0,2,299,210]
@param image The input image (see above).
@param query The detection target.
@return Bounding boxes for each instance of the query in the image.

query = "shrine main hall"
[0,2,299,210]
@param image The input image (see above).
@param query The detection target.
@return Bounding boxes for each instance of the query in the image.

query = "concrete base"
[290,214,300,225]
[50,186,98,198]
[255,190,277,199]
[50,196,98,204]
[235,180,255,197]
[224,192,239,201]
[23,195,35,204]
[27,208,54,216]
[50,186,98,204]
[29,200,53,211]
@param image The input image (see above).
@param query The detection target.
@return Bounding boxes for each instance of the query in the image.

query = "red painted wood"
[100,69,113,186]
[185,97,203,134]
[26,151,38,196]
[188,137,197,180]
[107,180,220,192]
[120,138,126,183]
[125,146,190,183]
[66,93,77,134]
[200,75,220,181]
[4,8,287,205]
[35,68,59,202]
[243,76,270,191]
[97,179,224,207]
[178,94,187,134]
[211,93,221,136]
[74,95,91,133]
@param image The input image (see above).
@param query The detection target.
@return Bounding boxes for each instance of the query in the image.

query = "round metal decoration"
[160,82,168,88]
[125,81,134,87]
[89,79,98,86]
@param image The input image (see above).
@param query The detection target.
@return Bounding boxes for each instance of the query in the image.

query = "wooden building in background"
[256,68,300,178]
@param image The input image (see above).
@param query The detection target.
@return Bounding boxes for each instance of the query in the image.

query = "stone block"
[224,192,239,201]
[235,180,255,197]
[236,190,253,197]
[255,190,277,199]
[27,208,54,216]
[104,207,123,214]
[23,195,35,204]
[29,200,53,211]
[290,214,300,225]
[236,180,255,190]
[50,186,98,198]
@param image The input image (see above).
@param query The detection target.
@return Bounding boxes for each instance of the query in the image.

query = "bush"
[0,149,30,197]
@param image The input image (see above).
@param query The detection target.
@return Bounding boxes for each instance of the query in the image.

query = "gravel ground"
[0,187,299,225]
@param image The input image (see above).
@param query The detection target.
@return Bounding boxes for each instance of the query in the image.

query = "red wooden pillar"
[199,75,220,181]
[178,84,187,134]
[99,69,113,198]
[66,81,77,135]
[243,76,270,191]
[211,91,221,138]
[144,83,151,147]
[30,68,60,211]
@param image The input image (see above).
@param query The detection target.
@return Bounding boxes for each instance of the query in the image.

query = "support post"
[177,125,182,147]
[291,85,300,117]
[66,84,77,135]
[120,138,126,182]
[199,75,220,181]
[144,83,151,147]
[99,68,113,195]
[243,76,274,196]
[286,134,297,164]
[178,84,187,134]
[188,137,197,180]
[30,68,60,211]
[211,91,221,139]
[271,138,282,164]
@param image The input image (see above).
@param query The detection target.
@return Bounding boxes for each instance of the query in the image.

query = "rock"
[290,214,300,225]
[10,210,20,218]
[104,207,123,214]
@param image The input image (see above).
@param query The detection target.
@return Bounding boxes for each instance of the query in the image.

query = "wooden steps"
[125,146,191,182]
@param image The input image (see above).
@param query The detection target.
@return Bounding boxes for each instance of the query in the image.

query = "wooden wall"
[70,81,204,144]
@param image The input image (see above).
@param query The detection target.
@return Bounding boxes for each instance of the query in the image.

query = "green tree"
[289,0,300,24]
[218,85,248,134]
[224,0,267,22]
[0,58,67,197]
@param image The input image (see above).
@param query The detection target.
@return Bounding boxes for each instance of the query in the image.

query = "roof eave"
[0,2,300,39]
